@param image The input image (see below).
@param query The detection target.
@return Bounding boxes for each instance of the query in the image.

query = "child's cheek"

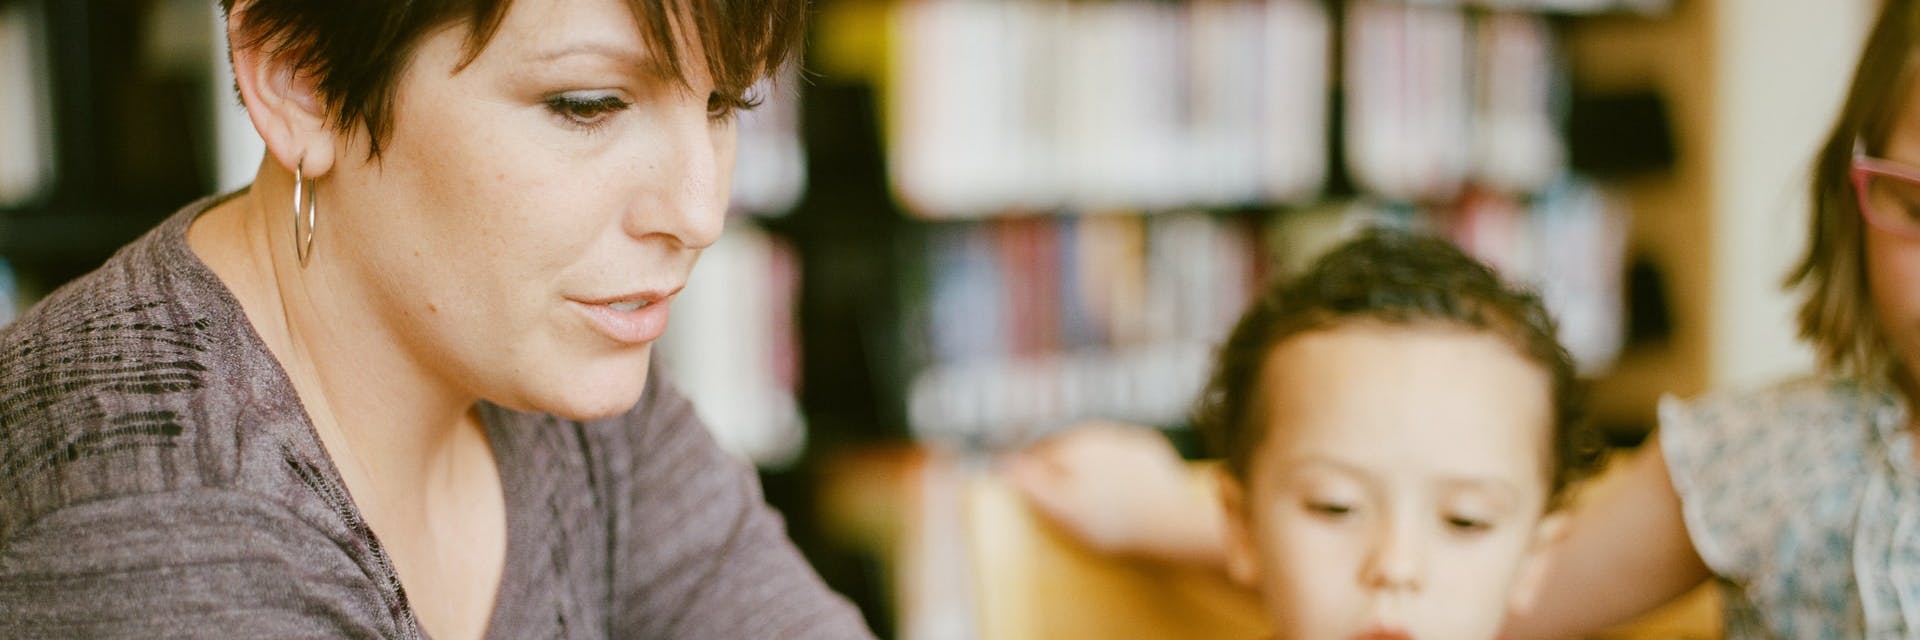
[1866,232,1920,376]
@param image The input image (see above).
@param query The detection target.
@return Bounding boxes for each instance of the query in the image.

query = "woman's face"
[320,0,735,419]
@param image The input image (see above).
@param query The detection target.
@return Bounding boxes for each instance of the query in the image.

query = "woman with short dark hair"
[0,1,872,637]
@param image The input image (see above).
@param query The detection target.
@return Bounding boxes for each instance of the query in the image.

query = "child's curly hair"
[1194,228,1608,511]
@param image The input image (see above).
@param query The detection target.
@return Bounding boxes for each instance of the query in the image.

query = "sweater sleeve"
[607,373,873,639]
[0,488,400,639]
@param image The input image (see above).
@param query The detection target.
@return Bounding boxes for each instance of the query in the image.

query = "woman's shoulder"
[0,195,307,540]
[1,197,248,403]
[0,483,408,637]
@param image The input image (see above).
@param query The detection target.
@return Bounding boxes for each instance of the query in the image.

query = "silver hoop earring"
[292,157,318,267]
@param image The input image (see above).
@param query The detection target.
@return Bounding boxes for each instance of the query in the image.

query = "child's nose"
[1360,516,1426,591]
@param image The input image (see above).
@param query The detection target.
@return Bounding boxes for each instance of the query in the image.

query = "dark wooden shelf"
[0,207,172,263]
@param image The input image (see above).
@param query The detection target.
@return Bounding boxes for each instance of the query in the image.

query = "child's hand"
[1004,421,1227,568]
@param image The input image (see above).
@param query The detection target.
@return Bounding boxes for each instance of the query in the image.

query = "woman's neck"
[188,166,514,640]
[187,170,486,508]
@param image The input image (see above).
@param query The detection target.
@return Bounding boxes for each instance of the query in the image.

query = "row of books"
[731,72,807,217]
[888,0,1328,217]
[899,177,1627,445]
[655,224,809,468]
[0,1,51,208]
[906,213,1268,365]
[901,212,1269,443]
[884,0,1606,218]
[1344,3,1563,202]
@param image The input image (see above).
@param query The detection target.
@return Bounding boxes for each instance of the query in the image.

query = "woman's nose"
[624,100,729,251]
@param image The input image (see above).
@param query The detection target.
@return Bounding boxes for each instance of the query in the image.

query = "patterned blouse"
[1661,378,1920,638]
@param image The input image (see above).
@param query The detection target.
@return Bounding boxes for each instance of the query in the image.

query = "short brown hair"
[1793,0,1919,381]
[1194,229,1606,510]
[220,0,806,157]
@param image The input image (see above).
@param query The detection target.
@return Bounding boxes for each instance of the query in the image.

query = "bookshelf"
[0,0,218,309]
[802,0,1663,456]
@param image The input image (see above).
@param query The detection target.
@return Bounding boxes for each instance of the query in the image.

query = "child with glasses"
[1505,0,1920,636]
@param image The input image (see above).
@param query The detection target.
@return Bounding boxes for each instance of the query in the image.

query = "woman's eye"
[545,94,630,129]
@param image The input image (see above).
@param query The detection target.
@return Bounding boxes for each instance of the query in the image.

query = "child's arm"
[1005,422,1229,570]
[1502,439,1712,638]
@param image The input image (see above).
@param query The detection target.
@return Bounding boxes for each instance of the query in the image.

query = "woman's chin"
[505,354,653,421]
[536,384,648,421]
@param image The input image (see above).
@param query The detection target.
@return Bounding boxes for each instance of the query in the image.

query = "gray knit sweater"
[0,193,873,639]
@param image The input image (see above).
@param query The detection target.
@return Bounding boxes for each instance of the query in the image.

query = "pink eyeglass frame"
[1852,141,1920,240]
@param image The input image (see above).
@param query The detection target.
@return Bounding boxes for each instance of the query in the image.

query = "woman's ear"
[1507,511,1570,615]
[226,8,336,178]
[1215,470,1262,588]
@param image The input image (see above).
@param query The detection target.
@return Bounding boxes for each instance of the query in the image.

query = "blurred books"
[0,0,52,208]
[902,213,1265,445]
[1344,2,1567,201]
[731,71,808,218]
[888,0,1331,217]
[857,0,1634,445]
[657,224,809,469]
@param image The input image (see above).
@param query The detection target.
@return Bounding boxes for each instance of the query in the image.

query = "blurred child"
[1196,229,1605,638]
[1505,0,1920,635]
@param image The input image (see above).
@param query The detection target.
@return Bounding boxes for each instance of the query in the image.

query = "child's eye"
[1443,514,1491,534]
[545,93,631,130]
[1305,500,1354,518]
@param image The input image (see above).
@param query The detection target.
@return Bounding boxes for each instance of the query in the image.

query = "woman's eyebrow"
[530,41,665,73]
[527,39,696,85]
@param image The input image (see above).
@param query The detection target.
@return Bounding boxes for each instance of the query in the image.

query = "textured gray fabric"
[0,193,874,639]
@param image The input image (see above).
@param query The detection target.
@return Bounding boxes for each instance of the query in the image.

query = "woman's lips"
[568,289,678,345]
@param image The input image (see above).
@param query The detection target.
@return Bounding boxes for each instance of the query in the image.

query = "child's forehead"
[1256,322,1549,395]
[1270,455,1537,513]
[1249,324,1556,484]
